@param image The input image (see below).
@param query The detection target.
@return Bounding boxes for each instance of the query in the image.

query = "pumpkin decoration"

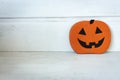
[69,20,111,54]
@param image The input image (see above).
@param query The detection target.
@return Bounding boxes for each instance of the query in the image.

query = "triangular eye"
[79,28,86,35]
[96,27,102,34]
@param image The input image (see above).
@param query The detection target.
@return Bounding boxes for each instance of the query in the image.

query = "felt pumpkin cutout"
[69,20,111,54]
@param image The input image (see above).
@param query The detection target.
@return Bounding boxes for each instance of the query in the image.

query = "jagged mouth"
[78,38,104,48]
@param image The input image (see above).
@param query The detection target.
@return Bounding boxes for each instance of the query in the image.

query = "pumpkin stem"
[90,20,94,24]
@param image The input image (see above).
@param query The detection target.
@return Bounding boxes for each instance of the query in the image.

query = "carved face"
[69,20,111,54]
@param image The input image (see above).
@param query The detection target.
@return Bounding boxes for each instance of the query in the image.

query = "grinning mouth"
[78,38,104,48]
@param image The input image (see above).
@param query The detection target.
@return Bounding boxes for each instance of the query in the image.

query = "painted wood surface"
[0,17,119,51]
[0,0,120,17]
[0,0,120,51]
[0,51,120,80]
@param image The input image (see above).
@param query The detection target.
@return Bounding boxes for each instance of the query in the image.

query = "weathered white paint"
[0,17,119,51]
[0,0,120,17]
[0,0,120,51]
[0,0,120,80]
[0,51,120,80]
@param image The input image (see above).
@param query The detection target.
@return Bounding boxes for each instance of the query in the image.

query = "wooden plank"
[0,52,120,80]
[0,0,120,17]
[0,17,119,51]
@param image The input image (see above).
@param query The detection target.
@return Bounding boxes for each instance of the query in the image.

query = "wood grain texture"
[0,0,120,17]
[0,1,119,80]
[0,0,120,51]
[0,17,119,51]
[0,51,120,80]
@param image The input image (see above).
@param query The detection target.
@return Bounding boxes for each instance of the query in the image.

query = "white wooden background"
[0,0,120,51]
[1,1,120,80]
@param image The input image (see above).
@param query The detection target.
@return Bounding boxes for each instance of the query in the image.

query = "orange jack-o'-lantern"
[69,20,111,54]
